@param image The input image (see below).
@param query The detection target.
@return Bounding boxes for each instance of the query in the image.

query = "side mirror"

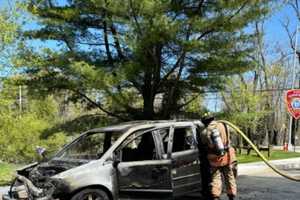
[36,146,47,159]
[185,135,195,146]
[112,152,121,168]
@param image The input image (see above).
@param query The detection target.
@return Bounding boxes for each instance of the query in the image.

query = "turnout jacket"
[201,121,237,167]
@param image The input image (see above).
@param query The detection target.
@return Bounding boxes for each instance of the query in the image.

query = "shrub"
[0,96,68,163]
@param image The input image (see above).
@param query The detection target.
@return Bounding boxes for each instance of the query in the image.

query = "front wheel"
[71,188,110,200]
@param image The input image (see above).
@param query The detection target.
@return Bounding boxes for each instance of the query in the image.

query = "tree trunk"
[142,67,155,119]
[143,92,154,120]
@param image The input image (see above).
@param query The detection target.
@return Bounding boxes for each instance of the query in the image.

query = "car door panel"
[171,149,201,196]
[118,160,172,192]
[170,126,201,197]
[116,129,173,198]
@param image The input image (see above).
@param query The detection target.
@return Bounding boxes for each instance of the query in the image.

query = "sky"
[1,1,298,52]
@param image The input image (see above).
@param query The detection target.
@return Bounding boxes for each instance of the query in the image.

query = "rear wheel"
[71,188,110,200]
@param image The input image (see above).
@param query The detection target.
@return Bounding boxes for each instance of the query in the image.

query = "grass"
[0,162,18,186]
[237,149,300,164]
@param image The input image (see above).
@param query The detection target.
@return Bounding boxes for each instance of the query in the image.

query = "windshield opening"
[55,131,122,160]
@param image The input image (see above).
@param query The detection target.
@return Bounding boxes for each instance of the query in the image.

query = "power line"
[203,87,295,94]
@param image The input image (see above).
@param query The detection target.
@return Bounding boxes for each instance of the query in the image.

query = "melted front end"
[4,159,88,200]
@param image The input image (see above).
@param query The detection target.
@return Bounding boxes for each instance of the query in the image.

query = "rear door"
[115,128,173,199]
[168,125,201,196]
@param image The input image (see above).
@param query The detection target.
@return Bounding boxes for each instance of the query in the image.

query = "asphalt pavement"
[180,167,300,200]
[0,187,9,199]
[234,168,300,200]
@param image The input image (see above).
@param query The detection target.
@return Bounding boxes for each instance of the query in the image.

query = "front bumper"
[2,194,15,200]
[2,185,28,200]
[4,175,68,200]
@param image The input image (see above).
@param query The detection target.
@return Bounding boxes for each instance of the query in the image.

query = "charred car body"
[3,120,205,200]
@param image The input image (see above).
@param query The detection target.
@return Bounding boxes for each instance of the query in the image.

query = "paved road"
[234,168,300,200]
[1,168,300,200]
[0,186,9,199]
[184,168,300,200]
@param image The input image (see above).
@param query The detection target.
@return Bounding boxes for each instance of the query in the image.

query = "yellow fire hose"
[218,120,300,182]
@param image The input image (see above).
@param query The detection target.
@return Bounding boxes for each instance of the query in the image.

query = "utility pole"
[288,24,299,151]
[19,85,22,114]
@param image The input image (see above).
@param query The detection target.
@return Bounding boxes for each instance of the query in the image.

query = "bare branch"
[76,41,115,46]
[159,52,185,86]
[220,91,232,111]
[73,89,128,121]
[176,94,200,110]
[281,19,296,50]
[103,17,113,63]
[289,0,300,20]
[197,0,248,40]
[129,0,143,36]
[110,24,125,59]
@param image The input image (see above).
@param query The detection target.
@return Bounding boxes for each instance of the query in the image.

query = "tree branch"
[129,0,143,36]
[281,19,296,50]
[72,89,128,121]
[197,0,248,40]
[103,15,113,64]
[289,0,300,20]
[159,52,185,86]
[176,94,200,111]
[221,91,232,111]
[110,23,125,59]
[77,41,115,46]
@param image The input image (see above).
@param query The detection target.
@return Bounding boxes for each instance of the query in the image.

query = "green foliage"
[40,132,69,157]
[0,112,68,163]
[14,0,270,120]
[0,162,18,186]
[0,9,18,51]
[221,76,269,131]
[182,95,204,114]
[29,96,59,123]
[0,3,22,77]
[0,92,68,163]
[0,113,45,162]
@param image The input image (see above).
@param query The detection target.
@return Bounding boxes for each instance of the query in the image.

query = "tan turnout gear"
[202,121,237,198]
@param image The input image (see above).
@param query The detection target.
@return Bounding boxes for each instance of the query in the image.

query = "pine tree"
[15,0,269,120]
[0,5,18,76]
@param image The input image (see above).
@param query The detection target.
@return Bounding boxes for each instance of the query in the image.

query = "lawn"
[0,162,18,186]
[237,150,300,163]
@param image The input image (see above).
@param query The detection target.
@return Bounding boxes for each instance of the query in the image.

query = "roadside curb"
[238,157,300,176]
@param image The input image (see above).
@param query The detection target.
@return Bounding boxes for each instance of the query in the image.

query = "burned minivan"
[3,120,205,200]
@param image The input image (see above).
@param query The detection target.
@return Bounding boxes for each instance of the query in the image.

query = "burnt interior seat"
[122,148,138,162]
[173,128,186,152]
[137,133,155,160]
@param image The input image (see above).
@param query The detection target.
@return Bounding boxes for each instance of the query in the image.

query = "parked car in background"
[3,120,205,200]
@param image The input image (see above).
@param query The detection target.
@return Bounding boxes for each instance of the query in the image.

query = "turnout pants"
[210,164,237,198]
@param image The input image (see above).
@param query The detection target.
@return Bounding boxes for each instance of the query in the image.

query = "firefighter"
[195,123,213,200]
[201,113,237,200]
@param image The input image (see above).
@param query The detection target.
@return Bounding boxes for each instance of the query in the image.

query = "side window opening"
[118,131,157,162]
[157,128,170,154]
[58,131,121,160]
[172,127,196,153]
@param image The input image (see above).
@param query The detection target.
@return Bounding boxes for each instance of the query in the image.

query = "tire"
[71,188,110,200]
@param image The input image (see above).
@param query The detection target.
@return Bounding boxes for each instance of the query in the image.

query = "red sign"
[286,89,300,120]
